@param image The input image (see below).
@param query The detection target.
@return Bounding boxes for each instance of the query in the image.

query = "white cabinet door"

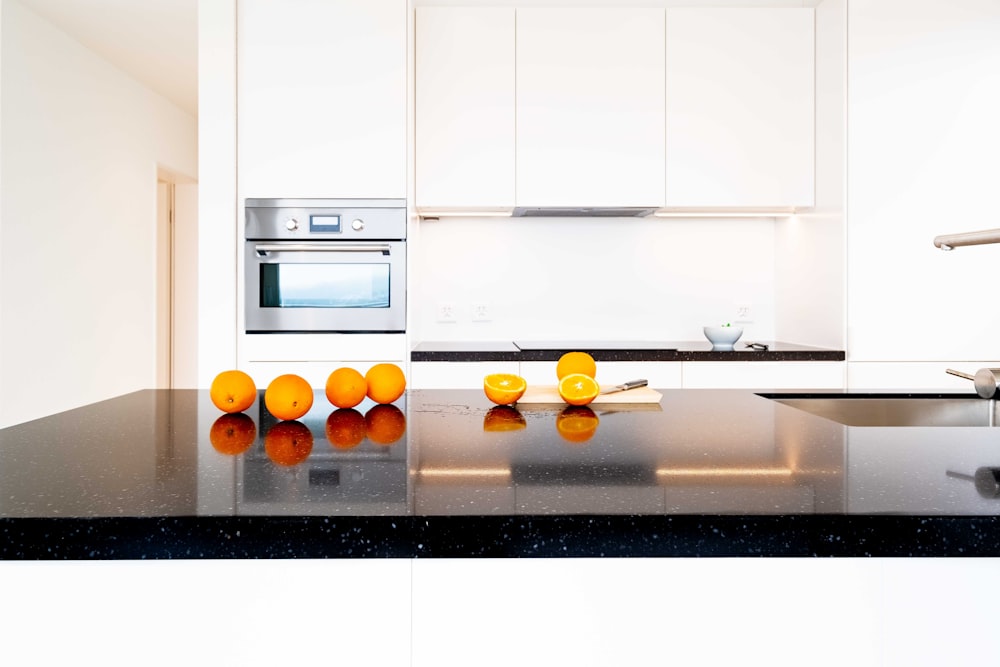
[415,7,515,212]
[237,0,405,199]
[665,8,814,208]
[515,8,666,208]
[682,362,844,389]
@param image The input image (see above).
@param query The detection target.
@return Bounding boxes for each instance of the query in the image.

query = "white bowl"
[703,326,743,350]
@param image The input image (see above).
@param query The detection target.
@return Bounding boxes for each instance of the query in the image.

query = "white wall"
[412,216,776,341]
[847,0,1000,363]
[0,1,197,427]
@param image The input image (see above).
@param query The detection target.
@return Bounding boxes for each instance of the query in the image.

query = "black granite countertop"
[411,340,845,362]
[1,388,997,559]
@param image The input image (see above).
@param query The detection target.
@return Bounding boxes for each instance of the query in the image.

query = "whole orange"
[364,404,407,445]
[209,413,258,455]
[264,374,314,421]
[325,408,367,450]
[365,363,406,404]
[210,369,257,413]
[264,420,314,466]
[325,367,367,409]
[556,352,597,381]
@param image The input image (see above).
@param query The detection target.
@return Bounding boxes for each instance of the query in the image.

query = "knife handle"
[621,379,648,390]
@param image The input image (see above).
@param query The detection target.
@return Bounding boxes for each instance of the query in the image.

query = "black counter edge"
[412,350,846,363]
[1,515,995,560]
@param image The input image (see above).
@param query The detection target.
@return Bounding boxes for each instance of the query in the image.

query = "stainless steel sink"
[766,395,999,427]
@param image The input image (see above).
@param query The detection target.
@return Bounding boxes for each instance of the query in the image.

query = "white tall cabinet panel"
[665,9,814,208]
[415,7,515,211]
[237,0,405,199]
[515,9,666,208]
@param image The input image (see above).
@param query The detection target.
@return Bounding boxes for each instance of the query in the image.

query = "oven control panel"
[246,198,406,240]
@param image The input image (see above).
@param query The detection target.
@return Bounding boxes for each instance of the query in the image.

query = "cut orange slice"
[557,373,600,406]
[483,373,527,405]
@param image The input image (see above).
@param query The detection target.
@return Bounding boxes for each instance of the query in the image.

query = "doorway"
[156,169,199,388]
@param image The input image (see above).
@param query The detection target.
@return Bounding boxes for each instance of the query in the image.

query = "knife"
[599,379,648,395]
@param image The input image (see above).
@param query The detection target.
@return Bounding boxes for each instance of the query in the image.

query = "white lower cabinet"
[410,361,518,389]
[681,361,845,389]
[519,361,683,388]
[410,558,994,667]
[846,361,1000,392]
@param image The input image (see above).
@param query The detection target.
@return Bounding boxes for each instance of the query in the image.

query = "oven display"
[260,263,390,309]
[309,215,341,233]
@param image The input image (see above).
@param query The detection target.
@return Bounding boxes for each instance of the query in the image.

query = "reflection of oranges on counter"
[325,408,367,450]
[325,367,367,409]
[483,405,527,432]
[365,363,406,404]
[558,373,600,406]
[556,406,600,443]
[483,373,527,405]
[210,369,257,413]
[264,420,314,466]
[209,413,257,455]
[364,404,406,445]
[556,351,596,380]
[264,374,314,421]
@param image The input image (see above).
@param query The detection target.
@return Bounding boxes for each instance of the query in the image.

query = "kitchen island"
[1,387,998,559]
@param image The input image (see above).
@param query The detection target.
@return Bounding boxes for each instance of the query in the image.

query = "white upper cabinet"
[237,0,405,199]
[515,9,666,208]
[416,7,515,212]
[664,9,815,209]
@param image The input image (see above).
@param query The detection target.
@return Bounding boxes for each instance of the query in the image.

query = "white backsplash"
[411,216,776,342]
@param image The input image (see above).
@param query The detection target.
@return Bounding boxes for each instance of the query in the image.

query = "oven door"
[245,240,405,332]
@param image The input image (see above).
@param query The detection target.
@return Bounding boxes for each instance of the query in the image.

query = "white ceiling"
[15,0,198,116]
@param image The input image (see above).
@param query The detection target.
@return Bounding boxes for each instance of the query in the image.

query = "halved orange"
[557,373,600,406]
[483,373,527,405]
[556,351,596,381]
[556,406,600,443]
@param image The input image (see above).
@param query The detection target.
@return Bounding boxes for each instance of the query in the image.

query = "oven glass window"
[260,264,390,308]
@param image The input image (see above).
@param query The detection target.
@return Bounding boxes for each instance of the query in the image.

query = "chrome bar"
[933,228,1000,250]
[255,243,390,255]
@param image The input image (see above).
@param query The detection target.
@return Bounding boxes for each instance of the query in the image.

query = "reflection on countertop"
[1,388,999,558]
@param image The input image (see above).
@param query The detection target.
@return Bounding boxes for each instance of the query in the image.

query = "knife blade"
[599,379,648,395]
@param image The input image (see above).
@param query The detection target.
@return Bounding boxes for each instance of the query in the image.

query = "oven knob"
[352,219,365,231]
[285,218,299,231]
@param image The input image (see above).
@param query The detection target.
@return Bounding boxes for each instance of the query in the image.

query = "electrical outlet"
[735,303,754,323]
[436,302,457,323]
[472,303,491,322]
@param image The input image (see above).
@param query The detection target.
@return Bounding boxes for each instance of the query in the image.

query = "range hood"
[511,206,657,218]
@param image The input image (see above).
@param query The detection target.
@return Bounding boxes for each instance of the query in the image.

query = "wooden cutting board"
[518,385,662,404]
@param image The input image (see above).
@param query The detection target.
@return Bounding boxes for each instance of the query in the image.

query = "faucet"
[946,368,1000,399]
[933,227,1000,251]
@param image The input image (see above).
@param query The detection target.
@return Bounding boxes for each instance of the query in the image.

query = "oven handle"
[254,243,392,256]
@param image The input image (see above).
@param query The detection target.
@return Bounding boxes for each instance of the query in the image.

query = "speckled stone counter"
[411,340,845,362]
[1,388,997,559]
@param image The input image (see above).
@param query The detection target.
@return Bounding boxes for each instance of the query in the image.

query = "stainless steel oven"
[244,199,406,333]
